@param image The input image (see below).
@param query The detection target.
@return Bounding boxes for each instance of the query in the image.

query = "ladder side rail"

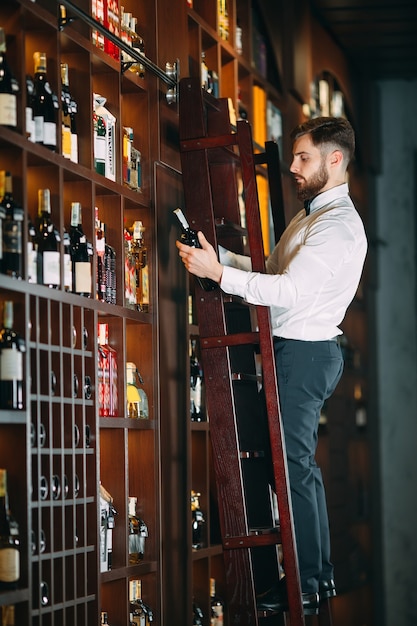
[236,120,305,626]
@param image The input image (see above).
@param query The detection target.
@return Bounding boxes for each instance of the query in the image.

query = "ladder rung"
[223,527,281,550]
[180,133,238,152]
[231,372,261,382]
[201,331,259,349]
[215,217,247,237]
[239,450,265,459]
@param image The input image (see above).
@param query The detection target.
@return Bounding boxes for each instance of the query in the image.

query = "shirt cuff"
[220,266,250,298]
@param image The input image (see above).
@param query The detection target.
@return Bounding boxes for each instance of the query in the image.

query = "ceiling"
[311,0,417,81]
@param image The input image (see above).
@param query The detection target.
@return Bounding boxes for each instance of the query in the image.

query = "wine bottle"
[33,52,57,150]
[70,202,92,297]
[131,221,149,311]
[95,212,106,301]
[190,339,204,421]
[25,75,35,142]
[27,218,37,283]
[0,171,5,272]
[1,172,24,279]
[191,490,205,549]
[210,578,224,626]
[35,189,61,288]
[60,63,72,159]
[0,469,20,591]
[173,208,218,291]
[0,301,25,410]
[0,28,19,128]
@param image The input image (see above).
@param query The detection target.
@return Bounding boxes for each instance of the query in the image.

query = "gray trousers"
[274,338,344,594]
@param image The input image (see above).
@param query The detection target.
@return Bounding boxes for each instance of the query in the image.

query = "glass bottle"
[63,227,72,292]
[33,52,57,150]
[131,221,149,312]
[1,172,24,279]
[126,362,149,419]
[128,497,148,564]
[173,208,218,291]
[0,171,5,273]
[93,106,106,175]
[27,217,37,283]
[191,490,205,549]
[0,468,20,590]
[70,202,92,297]
[0,301,25,410]
[25,74,35,142]
[193,600,204,626]
[98,322,118,417]
[35,189,61,288]
[190,339,204,421]
[95,210,106,301]
[0,28,19,128]
[60,63,72,160]
[210,578,224,626]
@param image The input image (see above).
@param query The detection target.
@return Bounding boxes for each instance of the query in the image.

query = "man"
[176,116,367,615]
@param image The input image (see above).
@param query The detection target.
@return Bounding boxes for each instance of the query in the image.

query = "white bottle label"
[0,547,20,582]
[75,262,91,294]
[0,348,23,381]
[26,107,35,142]
[43,122,56,147]
[42,250,60,286]
[64,252,72,290]
[27,244,37,283]
[34,115,44,143]
[0,94,17,127]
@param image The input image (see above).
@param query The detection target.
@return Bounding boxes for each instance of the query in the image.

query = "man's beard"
[296,159,329,202]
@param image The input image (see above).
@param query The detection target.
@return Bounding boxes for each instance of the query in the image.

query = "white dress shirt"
[219,183,367,341]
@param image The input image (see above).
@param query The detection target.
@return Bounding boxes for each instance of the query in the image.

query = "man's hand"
[176,231,223,284]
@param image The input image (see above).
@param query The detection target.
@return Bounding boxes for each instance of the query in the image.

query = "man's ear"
[329,149,343,168]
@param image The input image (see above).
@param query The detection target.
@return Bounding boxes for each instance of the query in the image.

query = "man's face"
[290,134,330,201]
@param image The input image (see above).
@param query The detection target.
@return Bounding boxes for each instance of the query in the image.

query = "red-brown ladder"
[178,77,333,626]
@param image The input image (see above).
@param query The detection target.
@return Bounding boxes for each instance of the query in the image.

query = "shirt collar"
[309,183,349,214]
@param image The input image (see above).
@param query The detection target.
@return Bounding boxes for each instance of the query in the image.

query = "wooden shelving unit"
[0,0,161,623]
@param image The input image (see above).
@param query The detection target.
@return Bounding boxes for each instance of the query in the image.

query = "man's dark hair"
[290,116,355,165]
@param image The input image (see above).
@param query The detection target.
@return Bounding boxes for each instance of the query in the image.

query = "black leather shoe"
[257,578,319,616]
[319,578,336,601]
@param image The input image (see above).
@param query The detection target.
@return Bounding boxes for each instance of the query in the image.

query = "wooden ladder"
[178,77,333,626]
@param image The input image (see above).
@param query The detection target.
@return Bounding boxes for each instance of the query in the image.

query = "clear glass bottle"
[173,208,218,291]
[70,202,92,297]
[126,362,149,419]
[97,323,118,417]
[210,578,224,626]
[95,210,106,301]
[35,189,61,288]
[128,497,148,564]
[131,221,149,312]
[0,468,20,590]
[0,301,25,410]
[0,28,19,128]
[33,52,57,150]
[1,172,24,279]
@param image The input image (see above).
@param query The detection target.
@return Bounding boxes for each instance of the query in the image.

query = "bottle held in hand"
[173,208,218,291]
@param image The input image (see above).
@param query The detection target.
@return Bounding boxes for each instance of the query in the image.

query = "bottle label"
[75,262,92,294]
[62,126,72,159]
[64,252,72,290]
[26,107,35,142]
[42,250,60,286]
[0,349,23,381]
[3,222,22,254]
[27,244,37,283]
[43,121,57,147]
[0,94,17,127]
[0,547,20,582]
